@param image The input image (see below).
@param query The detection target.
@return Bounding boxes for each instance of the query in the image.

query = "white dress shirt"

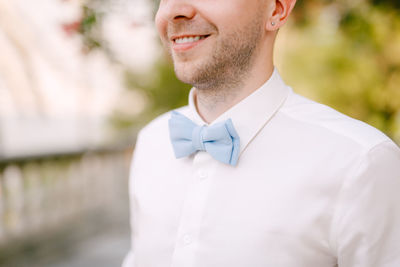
[122,69,400,267]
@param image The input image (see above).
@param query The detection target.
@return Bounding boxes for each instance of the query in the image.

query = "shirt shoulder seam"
[278,107,388,149]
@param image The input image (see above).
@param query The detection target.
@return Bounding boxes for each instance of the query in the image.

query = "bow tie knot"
[192,125,206,151]
[168,111,240,166]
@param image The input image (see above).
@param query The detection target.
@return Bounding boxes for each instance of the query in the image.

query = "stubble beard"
[171,16,264,101]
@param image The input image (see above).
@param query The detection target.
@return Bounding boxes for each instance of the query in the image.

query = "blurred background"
[0,0,399,266]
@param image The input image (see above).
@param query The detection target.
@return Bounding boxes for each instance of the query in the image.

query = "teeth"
[174,36,205,44]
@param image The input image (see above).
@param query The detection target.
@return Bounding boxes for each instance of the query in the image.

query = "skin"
[156,0,297,123]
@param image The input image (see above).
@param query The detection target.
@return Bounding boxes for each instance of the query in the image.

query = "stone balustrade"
[0,148,132,254]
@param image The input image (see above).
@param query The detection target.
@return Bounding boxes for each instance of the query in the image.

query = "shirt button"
[198,170,208,180]
[182,234,193,245]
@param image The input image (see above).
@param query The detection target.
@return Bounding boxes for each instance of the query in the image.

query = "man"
[122,0,400,266]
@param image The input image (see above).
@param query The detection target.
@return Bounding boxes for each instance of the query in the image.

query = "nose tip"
[158,1,196,22]
[172,5,196,21]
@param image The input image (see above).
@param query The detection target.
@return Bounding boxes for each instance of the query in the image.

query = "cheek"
[201,2,252,32]
[155,13,167,40]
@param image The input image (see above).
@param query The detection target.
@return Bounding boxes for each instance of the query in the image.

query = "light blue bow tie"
[168,111,240,166]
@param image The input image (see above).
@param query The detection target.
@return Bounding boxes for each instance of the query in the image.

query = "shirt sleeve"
[121,131,144,267]
[332,140,400,267]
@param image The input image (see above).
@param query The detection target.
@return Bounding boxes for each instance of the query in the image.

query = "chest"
[133,149,341,267]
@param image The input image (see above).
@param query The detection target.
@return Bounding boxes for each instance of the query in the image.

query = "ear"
[266,0,297,31]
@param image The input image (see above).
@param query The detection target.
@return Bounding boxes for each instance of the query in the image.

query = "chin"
[173,63,198,85]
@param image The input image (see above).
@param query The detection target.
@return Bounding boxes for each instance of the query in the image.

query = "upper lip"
[170,33,210,41]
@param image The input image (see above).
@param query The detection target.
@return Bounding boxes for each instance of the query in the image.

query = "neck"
[194,61,274,124]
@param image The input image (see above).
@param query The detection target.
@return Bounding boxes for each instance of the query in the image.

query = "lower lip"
[172,37,208,52]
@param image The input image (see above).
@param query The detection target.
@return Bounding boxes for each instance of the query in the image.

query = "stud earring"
[271,22,276,26]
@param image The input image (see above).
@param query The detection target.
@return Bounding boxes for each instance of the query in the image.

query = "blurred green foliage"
[129,60,190,117]
[73,3,105,52]
[111,59,191,128]
[279,0,400,142]
[79,6,102,51]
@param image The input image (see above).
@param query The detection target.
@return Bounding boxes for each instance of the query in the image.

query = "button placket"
[170,154,216,267]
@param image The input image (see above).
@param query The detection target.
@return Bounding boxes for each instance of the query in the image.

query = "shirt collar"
[182,68,290,159]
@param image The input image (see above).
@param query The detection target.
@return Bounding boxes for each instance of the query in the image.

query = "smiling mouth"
[172,35,211,44]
